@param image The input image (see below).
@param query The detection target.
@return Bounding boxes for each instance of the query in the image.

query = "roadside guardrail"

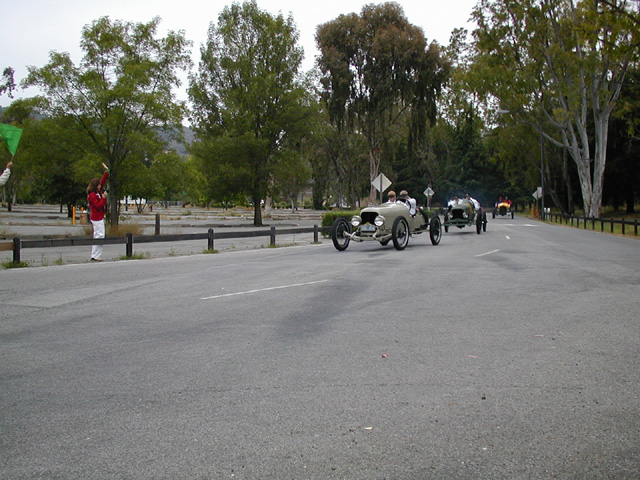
[1,225,330,264]
[546,212,639,236]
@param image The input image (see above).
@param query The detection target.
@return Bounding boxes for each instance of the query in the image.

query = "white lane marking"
[201,279,328,300]
[505,236,511,240]
[476,249,500,257]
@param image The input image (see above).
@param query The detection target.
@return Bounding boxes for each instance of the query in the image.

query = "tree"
[316,2,450,205]
[0,67,15,98]
[470,0,640,217]
[189,0,311,226]
[24,16,192,224]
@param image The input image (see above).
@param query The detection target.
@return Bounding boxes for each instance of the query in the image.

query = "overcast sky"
[0,0,478,106]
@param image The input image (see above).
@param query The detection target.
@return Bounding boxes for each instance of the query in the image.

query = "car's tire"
[444,214,449,233]
[511,211,514,219]
[392,216,410,250]
[483,212,487,232]
[476,213,482,234]
[492,210,496,219]
[331,218,351,251]
[429,215,442,245]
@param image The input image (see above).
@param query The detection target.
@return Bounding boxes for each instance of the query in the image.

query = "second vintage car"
[331,202,442,251]
[443,199,487,234]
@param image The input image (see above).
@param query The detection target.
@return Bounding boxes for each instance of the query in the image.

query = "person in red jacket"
[87,163,109,261]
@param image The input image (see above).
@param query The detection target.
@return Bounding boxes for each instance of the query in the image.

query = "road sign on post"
[372,173,392,204]
[424,186,435,209]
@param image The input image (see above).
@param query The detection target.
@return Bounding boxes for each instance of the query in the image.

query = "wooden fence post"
[208,228,214,251]
[126,233,133,258]
[270,226,276,246]
[155,214,160,235]
[314,224,319,243]
[12,237,20,263]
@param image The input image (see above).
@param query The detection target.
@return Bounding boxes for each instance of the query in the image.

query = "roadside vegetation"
[1,1,638,229]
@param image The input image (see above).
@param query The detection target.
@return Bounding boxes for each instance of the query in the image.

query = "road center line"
[476,249,500,257]
[201,279,328,300]
[505,235,511,240]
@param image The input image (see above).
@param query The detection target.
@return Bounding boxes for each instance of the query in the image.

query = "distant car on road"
[493,200,514,219]
[331,203,442,251]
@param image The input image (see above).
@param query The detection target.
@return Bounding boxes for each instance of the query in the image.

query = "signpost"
[424,186,435,210]
[371,173,392,204]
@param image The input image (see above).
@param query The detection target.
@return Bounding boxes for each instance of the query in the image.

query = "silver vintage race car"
[443,199,487,234]
[331,203,442,251]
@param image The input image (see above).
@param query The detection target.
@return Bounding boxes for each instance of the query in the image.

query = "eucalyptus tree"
[470,0,640,217]
[316,2,450,205]
[24,16,192,224]
[189,0,311,226]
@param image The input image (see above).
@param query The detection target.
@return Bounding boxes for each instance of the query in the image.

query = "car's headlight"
[463,212,469,219]
[374,215,385,227]
[351,215,361,227]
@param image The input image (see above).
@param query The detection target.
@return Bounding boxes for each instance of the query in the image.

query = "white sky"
[0,0,478,106]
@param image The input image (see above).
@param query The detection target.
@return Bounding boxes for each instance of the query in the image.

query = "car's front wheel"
[331,218,351,251]
[392,216,410,250]
[476,213,482,234]
[429,215,442,245]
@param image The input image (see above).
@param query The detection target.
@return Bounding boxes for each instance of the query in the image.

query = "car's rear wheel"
[483,212,487,232]
[429,215,442,245]
[331,218,351,251]
[476,213,482,234]
[392,216,410,250]
[444,214,449,233]
[511,210,514,219]
[492,210,496,219]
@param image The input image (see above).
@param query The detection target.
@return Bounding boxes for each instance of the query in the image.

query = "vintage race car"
[331,203,442,251]
[443,199,487,234]
[493,201,514,219]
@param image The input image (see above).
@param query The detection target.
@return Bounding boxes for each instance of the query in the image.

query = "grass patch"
[203,248,219,254]
[2,260,29,269]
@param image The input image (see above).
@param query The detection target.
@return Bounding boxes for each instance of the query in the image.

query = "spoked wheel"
[392,216,410,250]
[331,218,351,251]
[429,215,442,245]
[476,213,482,234]
[444,214,449,233]
[483,212,487,232]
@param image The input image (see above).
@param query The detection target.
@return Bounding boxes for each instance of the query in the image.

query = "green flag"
[0,123,23,156]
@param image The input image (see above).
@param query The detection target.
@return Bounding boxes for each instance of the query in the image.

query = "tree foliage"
[316,2,450,204]
[470,0,640,217]
[189,0,312,225]
[23,16,192,224]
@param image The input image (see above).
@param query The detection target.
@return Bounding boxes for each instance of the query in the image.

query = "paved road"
[1,215,639,479]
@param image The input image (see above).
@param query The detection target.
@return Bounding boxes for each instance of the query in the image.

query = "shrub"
[321,210,360,228]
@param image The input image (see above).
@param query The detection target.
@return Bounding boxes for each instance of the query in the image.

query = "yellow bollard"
[72,206,76,225]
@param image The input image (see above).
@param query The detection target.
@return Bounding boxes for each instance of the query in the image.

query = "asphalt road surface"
[1,216,639,479]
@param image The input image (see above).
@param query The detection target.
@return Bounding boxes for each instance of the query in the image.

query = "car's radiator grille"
[451,209,464,220]
[362,212,378,224]
[499,206,507,214]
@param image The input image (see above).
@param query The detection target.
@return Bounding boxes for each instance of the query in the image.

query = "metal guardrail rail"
[1,225,331,263]
[546,213,639,236]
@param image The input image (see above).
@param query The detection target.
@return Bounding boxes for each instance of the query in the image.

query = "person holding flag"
[0,123,22,188]
[87,163,110,262]
[0,161,12,186]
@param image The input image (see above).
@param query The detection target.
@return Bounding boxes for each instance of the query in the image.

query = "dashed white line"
[476,249,500,257]
[505,235,511,240]
[201,279,328,300]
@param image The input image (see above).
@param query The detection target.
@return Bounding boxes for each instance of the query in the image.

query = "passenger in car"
[386,190,397,203]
